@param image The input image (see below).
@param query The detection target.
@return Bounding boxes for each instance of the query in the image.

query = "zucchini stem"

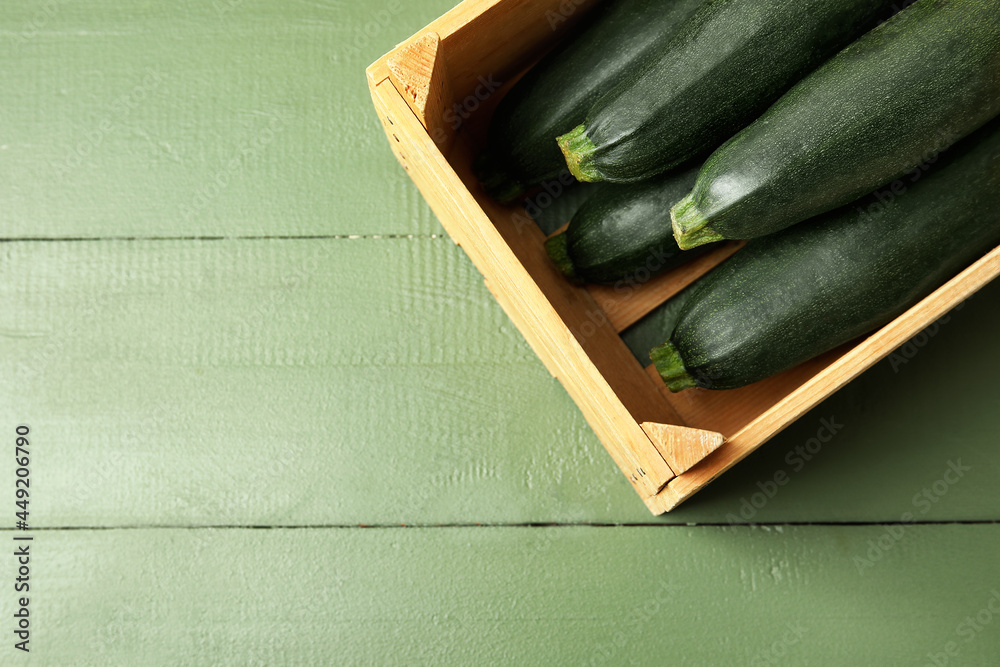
[557,125,603,183]
[671,194,725,250]
[650,340,699,392]
[474,152,526,203]
[544,233,582,283]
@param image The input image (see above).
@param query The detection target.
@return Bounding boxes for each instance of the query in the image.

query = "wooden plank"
[4,240,1000,525]
[15,525,1000,664]
[0,0,457,238]
[0,238,627,525]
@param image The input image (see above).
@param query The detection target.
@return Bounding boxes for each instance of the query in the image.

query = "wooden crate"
[366,0,1000,514]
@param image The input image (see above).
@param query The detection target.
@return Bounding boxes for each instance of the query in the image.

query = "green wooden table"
[3,1,999,664]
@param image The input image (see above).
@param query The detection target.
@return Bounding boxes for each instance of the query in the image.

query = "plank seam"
[4,521,997,531]
[0,234,453,243]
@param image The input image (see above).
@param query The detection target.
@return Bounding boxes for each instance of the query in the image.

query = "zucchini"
[672,0,1000,250]
[557,0,891,184]
[652,116,1000,392]
[545,166,708,285]
[476,0,703,202]
[526,180,600,236]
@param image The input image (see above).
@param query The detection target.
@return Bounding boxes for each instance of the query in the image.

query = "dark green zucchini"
[557,0,891,184]
[545,166,708,285]
[652,116,1000,392]
[476,0,703,203]
[672,0,1000,250]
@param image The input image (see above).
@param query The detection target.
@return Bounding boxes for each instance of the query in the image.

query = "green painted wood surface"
[4,239,998,525]
[12,526,1000,665]
[2,0,999,663]
[2,0,456,238]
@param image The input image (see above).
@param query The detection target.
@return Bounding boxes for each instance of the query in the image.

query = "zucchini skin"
[674,0,1000,248]
[554,166,706,285]
[655,116,1000,392]
[478,0,703,202]
[561,0,891,183]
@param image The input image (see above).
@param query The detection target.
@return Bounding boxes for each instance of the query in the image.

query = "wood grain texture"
[0,0,458,238]
[641,421,724,476]
[388,32,458,154]
[4,0,1000,661]
[13,525,1000,664]
[4,240,999,525]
